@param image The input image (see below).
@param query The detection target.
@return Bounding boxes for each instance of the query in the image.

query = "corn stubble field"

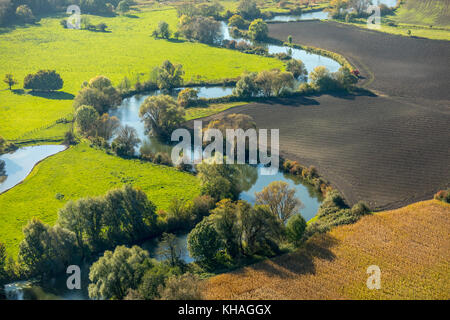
[204,200,450,299]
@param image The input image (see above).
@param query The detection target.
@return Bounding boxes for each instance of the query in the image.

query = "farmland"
[204,20,450,210]
[0,142,201,257]
[0,7,283,140]
[204,200,450,299]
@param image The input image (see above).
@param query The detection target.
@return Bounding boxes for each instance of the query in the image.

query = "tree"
[116,0,130,14]
[248,18,268,41]
[197,160,242,202]
[155,21,171,39]
[237,0,260,19]
[18,218,79,278]
[309,66,335,92]
[15,5,35,23]
[0,242,7,284]
[3,74,17,90]
[179,16,222,45]
[240,203,284,255]
[334,67,358,90]
[286,214,307,247]
[177,88,198,108]
[158,233,182,268]
[286,59,307,79]
[73,75,121,114]
[197,2,223,19]
[211,199,242,259]
[102,184,157,244]
[88,245,150,300]
[228,14,246,29]
[347,0,371,16]
[187,217,223,268]
[95,113,120,140]
[139,94,185,141]
[255,181,303,223]
[58,196,106,255]
[111,125,140,157]
[23,70,63,91]
[75,105,99,135]
[159,273,203,300]
[254,69,294,97]
[138,262,179,300]
[233,72,259,97]
[155,60,184,90]
[0,159,6,179]
[287,35,292,44]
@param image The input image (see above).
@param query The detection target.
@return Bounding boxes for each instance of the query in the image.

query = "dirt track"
[202,21,450,209]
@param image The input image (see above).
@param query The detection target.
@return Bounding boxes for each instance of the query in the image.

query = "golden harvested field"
[204,200,450,300]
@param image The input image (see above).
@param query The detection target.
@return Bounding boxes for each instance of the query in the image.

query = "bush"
[286,214,307,247]
[24,70,63,91]
[434,189,450,204]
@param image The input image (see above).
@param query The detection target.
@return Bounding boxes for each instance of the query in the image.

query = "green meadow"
[0,142,201,257]
[0,7,283,140]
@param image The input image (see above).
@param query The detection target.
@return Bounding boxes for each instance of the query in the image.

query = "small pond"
[0,145,66,194]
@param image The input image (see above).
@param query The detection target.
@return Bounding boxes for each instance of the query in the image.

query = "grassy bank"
[0,7,283,140]
[0,142,201,257]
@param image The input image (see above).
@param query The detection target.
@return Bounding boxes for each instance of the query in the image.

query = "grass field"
[204,199,450,299]
[0,7,283,140]
[339,0,450,41]
[0,142,201,257]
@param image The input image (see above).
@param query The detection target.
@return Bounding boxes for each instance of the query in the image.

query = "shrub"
[24,70,63,91]
[286,214,307,247]
[434,189,450,204]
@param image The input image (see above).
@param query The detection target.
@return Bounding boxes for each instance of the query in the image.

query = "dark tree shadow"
[248,233,339,279]
[12,89,25,95]
[29,91,75,100]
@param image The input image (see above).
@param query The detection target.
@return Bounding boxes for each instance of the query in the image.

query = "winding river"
[3,14,346,300]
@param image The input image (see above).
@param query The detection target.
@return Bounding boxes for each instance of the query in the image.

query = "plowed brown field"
[196,21,450,209]
[204,200,450,300]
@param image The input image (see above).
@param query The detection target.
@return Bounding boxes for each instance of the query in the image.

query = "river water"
[3,15,341,300]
